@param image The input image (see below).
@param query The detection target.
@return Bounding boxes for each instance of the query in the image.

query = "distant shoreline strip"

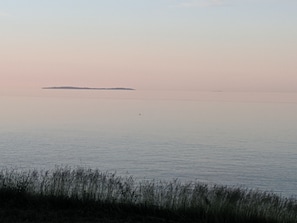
[42,86,135,91]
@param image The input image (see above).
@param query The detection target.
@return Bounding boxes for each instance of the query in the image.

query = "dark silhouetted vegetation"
[0,167,296,222]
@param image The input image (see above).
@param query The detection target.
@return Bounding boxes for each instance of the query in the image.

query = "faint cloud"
[170,0,291,8]
[0,12,11,17]
[170,0,228,8]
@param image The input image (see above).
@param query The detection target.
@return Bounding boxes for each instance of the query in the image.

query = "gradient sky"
[1,0,297,91]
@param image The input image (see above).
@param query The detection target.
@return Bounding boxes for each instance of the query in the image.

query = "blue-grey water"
[1,89,297,197]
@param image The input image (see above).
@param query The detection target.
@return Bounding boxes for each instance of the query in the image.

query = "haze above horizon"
[1,0,297,92]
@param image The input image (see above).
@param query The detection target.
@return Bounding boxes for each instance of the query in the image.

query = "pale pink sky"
[1,0,297,91]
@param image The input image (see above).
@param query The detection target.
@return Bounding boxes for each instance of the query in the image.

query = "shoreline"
[42,86,135,91]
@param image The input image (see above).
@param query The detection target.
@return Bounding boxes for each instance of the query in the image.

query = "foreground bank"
[0,167,296,223]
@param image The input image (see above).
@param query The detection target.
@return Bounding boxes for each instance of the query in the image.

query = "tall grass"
[0,167,296,222]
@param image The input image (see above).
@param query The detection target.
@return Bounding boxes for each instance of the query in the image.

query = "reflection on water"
[1,89,297,197]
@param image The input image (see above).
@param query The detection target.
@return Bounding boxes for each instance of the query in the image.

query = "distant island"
[42,86,135,91]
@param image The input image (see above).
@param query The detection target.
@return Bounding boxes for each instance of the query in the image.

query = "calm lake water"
[1,89,297,197]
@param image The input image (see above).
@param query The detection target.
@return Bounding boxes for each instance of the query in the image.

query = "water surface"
[1,89,297,197]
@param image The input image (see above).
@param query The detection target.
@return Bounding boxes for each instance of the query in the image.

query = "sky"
[1,0,297,91]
